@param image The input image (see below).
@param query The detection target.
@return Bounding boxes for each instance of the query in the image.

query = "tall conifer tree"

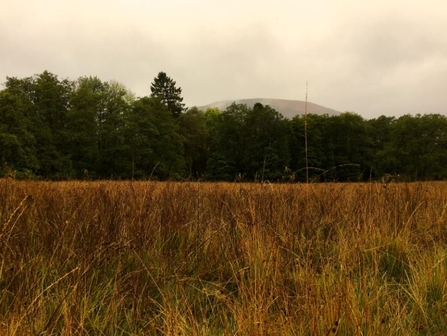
[150,72,185,118]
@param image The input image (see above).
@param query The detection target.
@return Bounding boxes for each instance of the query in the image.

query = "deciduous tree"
[128,97,184,179]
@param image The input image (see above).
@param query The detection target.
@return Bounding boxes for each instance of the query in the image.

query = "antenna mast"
[304,81,309,184]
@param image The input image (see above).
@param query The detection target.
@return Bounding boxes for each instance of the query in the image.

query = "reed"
[0,179,446,335]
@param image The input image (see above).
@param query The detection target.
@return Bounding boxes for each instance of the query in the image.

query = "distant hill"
[197,98,341,119]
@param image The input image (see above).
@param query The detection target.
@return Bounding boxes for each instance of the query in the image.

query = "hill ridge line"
[197,98,341,119]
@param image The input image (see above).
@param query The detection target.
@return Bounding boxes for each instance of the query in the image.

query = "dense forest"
[1,71,447,182]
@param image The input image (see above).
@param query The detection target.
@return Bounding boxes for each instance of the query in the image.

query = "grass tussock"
[1,179,447,335]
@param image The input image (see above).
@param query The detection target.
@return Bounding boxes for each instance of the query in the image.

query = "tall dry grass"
[1,179,447,335]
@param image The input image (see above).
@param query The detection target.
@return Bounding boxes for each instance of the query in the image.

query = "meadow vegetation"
[1,179,447,335]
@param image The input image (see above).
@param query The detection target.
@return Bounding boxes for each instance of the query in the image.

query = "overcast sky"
[1,0,447,119]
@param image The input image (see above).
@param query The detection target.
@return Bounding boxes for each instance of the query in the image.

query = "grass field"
[1,179,447,335]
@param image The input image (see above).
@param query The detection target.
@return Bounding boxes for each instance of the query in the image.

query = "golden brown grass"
[1,179,447,335]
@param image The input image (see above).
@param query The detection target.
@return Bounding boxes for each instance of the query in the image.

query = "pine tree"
[150,72,185,118]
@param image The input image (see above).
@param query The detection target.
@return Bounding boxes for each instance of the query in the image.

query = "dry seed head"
[0,195,32,241]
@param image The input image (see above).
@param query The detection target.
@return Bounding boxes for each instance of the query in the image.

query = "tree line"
[1,70,447,181]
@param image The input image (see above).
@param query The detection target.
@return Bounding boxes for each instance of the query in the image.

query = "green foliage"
[242,103,291,181]
[128,97,185,179]
[290,113,331,180]
[3,72,74,178]
[205,103,291,181]
[178,107,210,178]
[1,72,183,179]
[291,112,372,181]
[0,90,38,175]
[66,77,135,178]
[366,114,447,180]
[3,70,447,181]
[150,71,185,118]
[95,81,132,178]
[367,115,396,177]
[205,103,248,180]
[206,153,233,181]
[67,76,103,177]
[328,113,373,180]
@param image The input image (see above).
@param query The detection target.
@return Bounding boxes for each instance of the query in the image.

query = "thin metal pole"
[304,81,309,184]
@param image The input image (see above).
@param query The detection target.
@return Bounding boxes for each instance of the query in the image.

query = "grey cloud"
[347,16,447,76]
[300,14,447,118]
[2,1,447,120]
[173,23,288,105]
